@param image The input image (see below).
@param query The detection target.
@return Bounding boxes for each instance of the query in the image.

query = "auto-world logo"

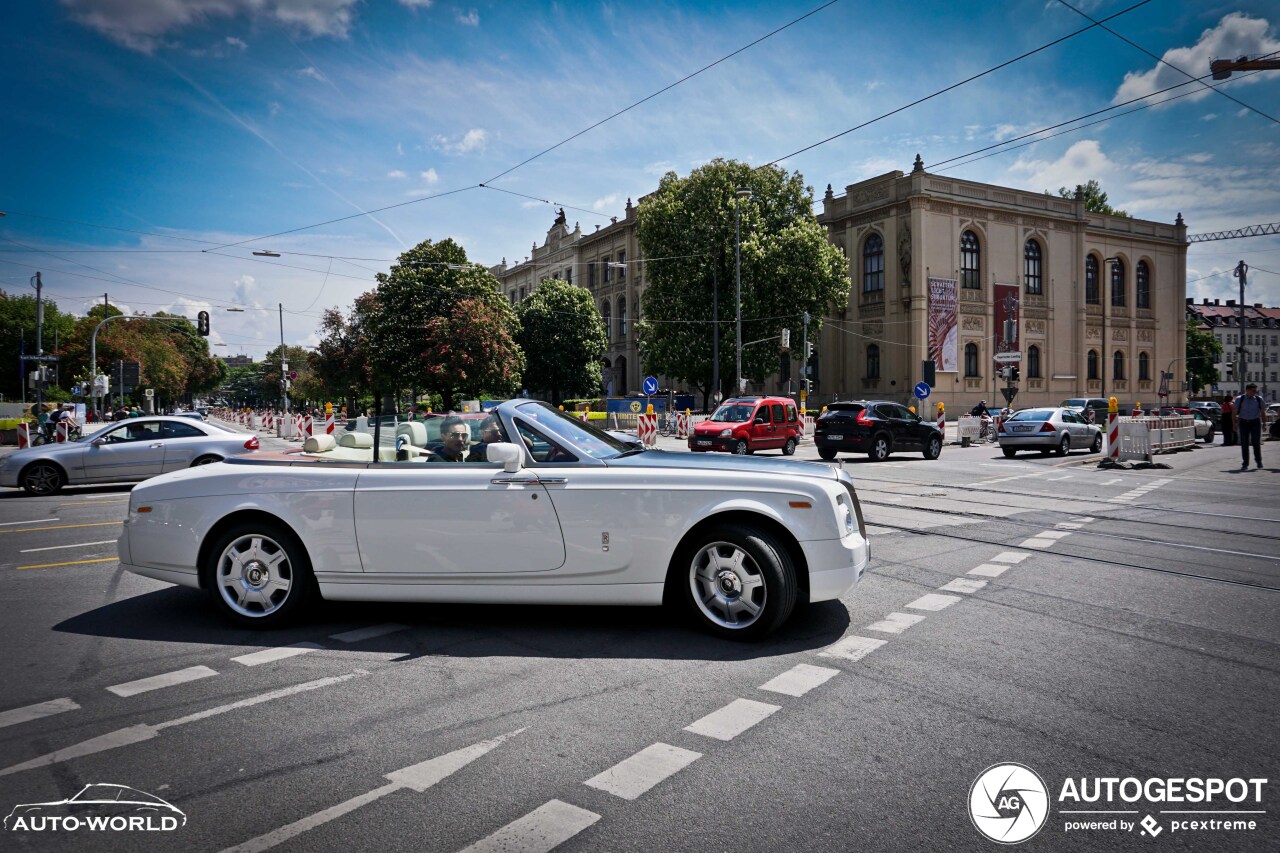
[969,763,1050,844]
[4,783,185,833]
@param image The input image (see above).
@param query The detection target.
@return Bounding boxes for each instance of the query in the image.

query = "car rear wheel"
[781,437,797,456]
[20,462,65,496]
[1056,435,1070,456]
[1203,428,1215,444]
[818,447,837,461]
[1090,432,1103,453]
[922,435,942,460]
[191,455,223,467]
[867,434,891,462]
[676,523,797,641]
[1002,447,1017,458]
[204,522,312,628]
[732,439,749,455]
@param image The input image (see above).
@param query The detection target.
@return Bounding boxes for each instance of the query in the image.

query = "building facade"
[1185,299,1280,402]
[218,354,254,369]
[817,159,1188,412]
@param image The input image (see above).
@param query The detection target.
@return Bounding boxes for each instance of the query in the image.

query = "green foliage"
[635,159,849,408]
[1056,179,1129,217]
[515,278,607,404]
[259,345,316,406]
[0,290,77,400]
[1185,324,1224,393]
[310,302,370,408]
[420,297,524,410]
[220,364,266,406]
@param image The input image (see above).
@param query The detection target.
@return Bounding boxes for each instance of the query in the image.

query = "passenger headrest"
[303,433,336,453]
[338,431,374,448]
[395,421,429,446]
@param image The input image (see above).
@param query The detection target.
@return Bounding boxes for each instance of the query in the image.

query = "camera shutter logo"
[969,763,1050,844]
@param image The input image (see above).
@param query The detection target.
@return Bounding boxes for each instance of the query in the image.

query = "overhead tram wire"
[1056,0,1280,127]
[761,0,1153,169]
[478,185,610,222]
[482,0,843,186]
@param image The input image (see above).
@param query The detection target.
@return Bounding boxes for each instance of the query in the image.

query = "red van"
[688,396,804,455]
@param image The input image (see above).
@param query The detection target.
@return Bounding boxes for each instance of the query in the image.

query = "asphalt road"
[0,429,1276,852]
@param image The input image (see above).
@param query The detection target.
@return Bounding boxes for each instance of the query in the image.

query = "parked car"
[688,396,804,456]
[119,399,869,640]
[813,401,943,462]
[0,416,259,495]
[174,410,207,422]
[998,407,1103,457]
[1060,397,1110,424]
[1188,401,1222,427]
[1268,403,1280,439]
[1158,408,1215,443]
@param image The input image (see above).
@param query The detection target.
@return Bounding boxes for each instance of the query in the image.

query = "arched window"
[601,300,612,342]
[1087,350,1099,380]
[1110,258,1126,307]
[1085,255,1100,305]
[1136,261,1150,309]
[1028,345,1041,379]
[1138,351,1150,381]
[1113,350,1126,381]
[964,342,979,377]
[863,234,884,294]
[617,296,627,339]
[961,231,981,290]
[1024,239,1043,295]
[867,344,880,379]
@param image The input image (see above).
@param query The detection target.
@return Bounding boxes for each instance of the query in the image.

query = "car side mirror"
[754,416,766,424]
[91,437,107,446]
[486,442,523,473]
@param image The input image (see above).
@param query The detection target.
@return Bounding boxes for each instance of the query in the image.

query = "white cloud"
[298,66,326,82]
[1008,140,1116,194]
[395,142,405,157]
[1113,13,1280,108]
[432,128,488,155]
[387,169,407,178]
[60,0,361,52]
[420,168,439,183]
[1184,152,1212,164]
[225,36,247,51]
[592,193,620,211]
[233,274,260,307]
[1201,113,1218,121]
[455,9,479,26]
[399,0,433,7]
[864,80,884,92]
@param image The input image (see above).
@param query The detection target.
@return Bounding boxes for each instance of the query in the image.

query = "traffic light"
[781,328,790,350]
[197,310,210,336]
[1226,361,1234,378]
[1011,366,1020,382]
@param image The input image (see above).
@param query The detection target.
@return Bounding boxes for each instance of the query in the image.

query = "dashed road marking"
[1037,531,1072,540]
[905,593,962,612]
[232,643,322,666]
[684,698,780,741]
[968,564,1010,578]
[16,557,118,570]
[457,800,601,853]
[866,612,926,634]
[1019,538,1057,549]
[758,664,840,697]
[939,578,988,594]
[819,635,887,662]
[0,697,80,730]
[0,521,120,535]
[107,665,218,698]
[0,518,60,527]
[20,539,117,553]
[991,552,1031,564]
[1054,522,1083,529]
[584,743,701,801]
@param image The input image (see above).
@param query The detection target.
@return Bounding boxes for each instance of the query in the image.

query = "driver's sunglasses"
[446,430,469,439]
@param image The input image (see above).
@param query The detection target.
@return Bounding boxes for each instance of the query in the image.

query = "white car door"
[83,421,167,481]
[353,462,566,575]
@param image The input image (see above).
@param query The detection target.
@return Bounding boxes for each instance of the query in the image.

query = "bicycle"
[657,413,677,438]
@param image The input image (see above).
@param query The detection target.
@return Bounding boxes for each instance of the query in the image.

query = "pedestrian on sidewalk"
[1221,395,1235,445]
[1233,383,1264,470]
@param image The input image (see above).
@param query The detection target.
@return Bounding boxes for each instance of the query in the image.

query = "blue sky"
[2,0,1278,355]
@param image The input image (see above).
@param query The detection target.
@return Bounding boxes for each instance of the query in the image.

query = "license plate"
[695,440,712,446]
[1013,425,1034,432]
[826,434,843,440]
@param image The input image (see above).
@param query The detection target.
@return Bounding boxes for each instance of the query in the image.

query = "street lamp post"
[734,187,752,395]
[1104,257,1119,401]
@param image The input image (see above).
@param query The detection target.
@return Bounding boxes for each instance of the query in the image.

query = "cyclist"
[970,400,994,441]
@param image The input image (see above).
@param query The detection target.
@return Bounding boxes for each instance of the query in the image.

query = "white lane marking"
[1102,478,1123,485]
[1071,517,1096,522]
[683,698,781,742]
[905,594,962,612]
[991,552,1030,564]
[758,664,840,697]
[865,525,895,536]
[939,578,988,594]
[968,563,1010,578]
[1019,538,1057,549]
[152,671,364,731]
[231,643,323,666]
[972,471,1053,486]
[458,800,600,853]
[107,665,218,698]
[20,539,118,554]
[584,743,701,801]
[1037,531,1072,540]
[0,518,60,527]
[223,729,526,853]
[1047,475,1072,481]
[1055,522,1083,529]
[819,635,887,662]
[330,623,408,643]
[0,697,80,730]
[866,612,926,634]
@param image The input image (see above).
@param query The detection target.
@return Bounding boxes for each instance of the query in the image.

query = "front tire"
[675,523,797,641]
[21,462,65,496]
[1090,432,1103,453]
[732,439,749,455]
[203,522,312,628]
[922,435,942,460]
[1056,435,1070,457]
[867,434,891,462]
[781,438,797,456]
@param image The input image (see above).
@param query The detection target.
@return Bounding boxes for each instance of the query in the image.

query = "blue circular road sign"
[642,376,659,395]
[914,381,931,399]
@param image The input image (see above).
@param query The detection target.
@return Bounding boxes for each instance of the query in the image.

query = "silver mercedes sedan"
[0,416,259,495]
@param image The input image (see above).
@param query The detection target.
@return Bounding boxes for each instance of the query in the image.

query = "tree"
[310,297,375,414]
[259,345,316,408]
[515,279,606,404]
[635,159,850,409]
[0,290,77,401]
[1055,179,1129,217]
[220,364,266,407]
[420,297,524,410]
[1186,324,1223,394]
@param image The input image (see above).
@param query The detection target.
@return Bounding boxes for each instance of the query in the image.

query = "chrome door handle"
[490,475,568,485]
[150,442,164,448]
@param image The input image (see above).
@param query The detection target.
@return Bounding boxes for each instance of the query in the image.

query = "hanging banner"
[928,277,958,372]
[994,283,1020,357]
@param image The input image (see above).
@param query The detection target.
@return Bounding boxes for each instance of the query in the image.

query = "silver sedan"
[0,416,259,495]
[998,407,1103,457]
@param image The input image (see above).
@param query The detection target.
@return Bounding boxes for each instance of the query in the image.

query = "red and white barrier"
[1108,410,1119,462]
[937,411,945,438]
[638,413,658,447]
[16,422,30,449]
[56,421,69,443]
[325,414,335,435]
[303,416,314,437]
[676,413,690,439]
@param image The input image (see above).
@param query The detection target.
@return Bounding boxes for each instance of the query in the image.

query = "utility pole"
[1234,260,1248,395]
[711,260,719,406]
[279,303,288,414]
[801,311,810,414]
[33,272,43,411]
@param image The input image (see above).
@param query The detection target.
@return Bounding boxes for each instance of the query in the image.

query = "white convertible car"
[119,400,869,640]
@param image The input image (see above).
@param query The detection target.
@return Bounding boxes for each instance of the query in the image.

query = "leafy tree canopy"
[1185,324,1224,394]
[515,278,606,405]
[1056,179,1129,217]
[0,290,77,400]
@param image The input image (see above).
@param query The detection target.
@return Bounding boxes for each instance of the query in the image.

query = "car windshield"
[826,403,864,414]
[512,401,631,459]
[1008,409,1057,422]
[1060,399,1086,408]
[709,404,754,423]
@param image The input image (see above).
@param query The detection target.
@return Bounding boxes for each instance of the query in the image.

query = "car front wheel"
[676,523,797,641]
[732,439,749,455]
[204,522,312,627]
[1203,428,1215,444]
[868,434,891,462]
[781,437,797,456]
[1091,432,1103,453]
[21,462,65,496]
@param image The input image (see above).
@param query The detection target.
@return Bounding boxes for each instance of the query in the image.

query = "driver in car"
[466,415,503,462]
[430,415,471,463]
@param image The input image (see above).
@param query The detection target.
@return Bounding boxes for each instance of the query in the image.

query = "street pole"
[33,272,43,411]
[279,303,288,414]
[711,258,719,405]
[734,187,751,396]
[1234,260,1248,395]
[801,311,809,413]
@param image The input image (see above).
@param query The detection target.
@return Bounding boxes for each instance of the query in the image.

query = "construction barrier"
[16,422,30,449]
[1112,415,1195,462]
[675,413,690,439]
[325,414,335,435]
[638,413,658,447]
[302,416,314,437]
[1108,410,1120,461]
[957,415,982,445]
[56,421,69,443]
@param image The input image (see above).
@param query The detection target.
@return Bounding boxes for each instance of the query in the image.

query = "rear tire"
[202,521,313,628]
[673,522,797,641]
[867,434,891,462]
[781,438,797,456]
[1056,435,1070,457]
[20,462,65,496]
[922,436,942,460]
[818,447,837,461]
[1002,447,1017,458]
[191,455,223,467]
[1090,433,1103,453]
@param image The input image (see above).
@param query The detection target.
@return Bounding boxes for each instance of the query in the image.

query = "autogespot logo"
[969,763,1050,844]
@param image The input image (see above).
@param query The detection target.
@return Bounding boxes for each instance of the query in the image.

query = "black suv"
[1188,401,1222,427]
[814,401,943,462]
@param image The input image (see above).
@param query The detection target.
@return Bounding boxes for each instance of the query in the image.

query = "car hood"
[605,449,836,479]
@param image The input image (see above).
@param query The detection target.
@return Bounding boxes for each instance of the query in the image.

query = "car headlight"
[719,429,733,437]
[836,493,854,536]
